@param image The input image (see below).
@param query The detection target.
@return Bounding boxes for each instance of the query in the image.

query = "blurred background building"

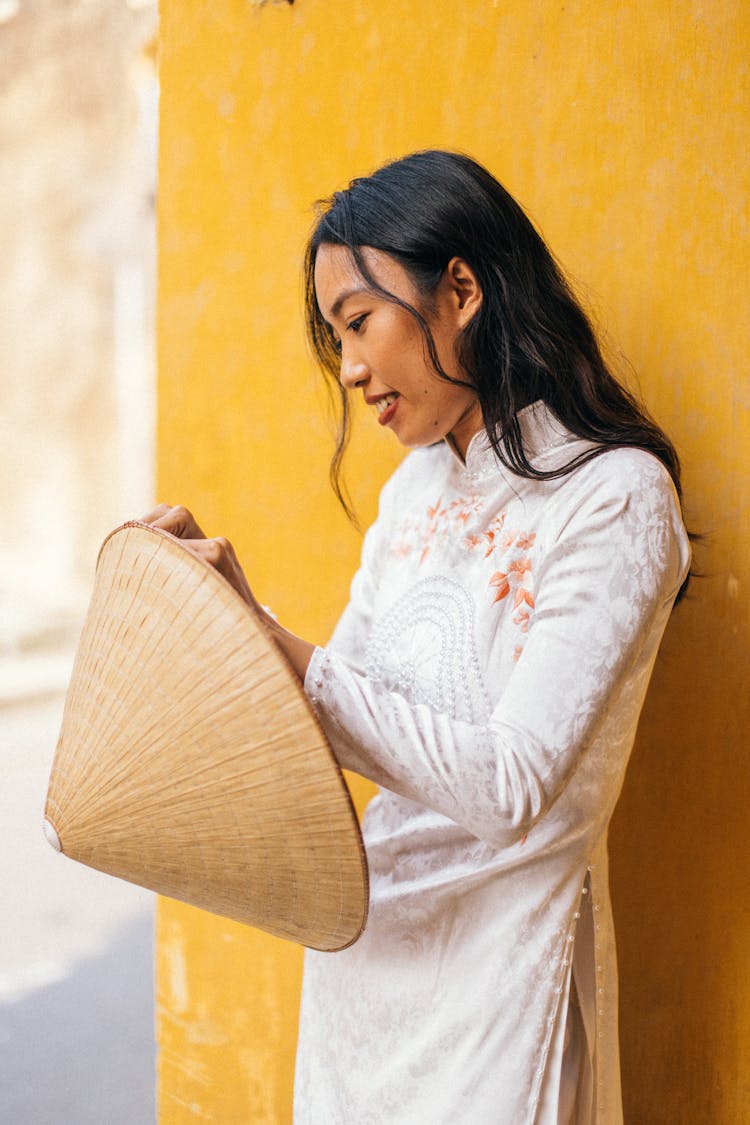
[1,3,159,1121]
[0,0,157,680]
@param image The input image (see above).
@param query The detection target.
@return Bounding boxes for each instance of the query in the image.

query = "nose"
[339,343,368,390]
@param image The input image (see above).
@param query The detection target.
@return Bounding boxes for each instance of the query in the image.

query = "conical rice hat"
[44,522,368,952]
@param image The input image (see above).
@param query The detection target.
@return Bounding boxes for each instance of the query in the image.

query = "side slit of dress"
[567,870,597,1125]
[537,871,597,1125]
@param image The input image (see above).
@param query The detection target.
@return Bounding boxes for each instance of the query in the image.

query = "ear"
[443,256,482,328]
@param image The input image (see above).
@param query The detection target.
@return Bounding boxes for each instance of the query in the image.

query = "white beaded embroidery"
[364,576,490,724]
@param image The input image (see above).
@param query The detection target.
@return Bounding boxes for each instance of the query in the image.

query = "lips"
[374,392,399,427]
[375,392,398,417]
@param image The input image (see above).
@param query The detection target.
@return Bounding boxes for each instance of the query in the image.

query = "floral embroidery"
[513,606,533,633]
[515,531,537,551]
[489,572,510,602]
[390,493,486,563]
[475,521,536,660]
[513,585,534,608]
[509,557,532,580]
[471,521,534,600]
[391,496,536,660]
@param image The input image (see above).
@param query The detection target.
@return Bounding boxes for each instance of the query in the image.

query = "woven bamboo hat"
[44,522,368,952]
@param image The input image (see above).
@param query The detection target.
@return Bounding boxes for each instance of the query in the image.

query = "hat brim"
[44,522,369,952]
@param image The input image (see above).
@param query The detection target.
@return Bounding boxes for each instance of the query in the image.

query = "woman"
[145,151,691,1124]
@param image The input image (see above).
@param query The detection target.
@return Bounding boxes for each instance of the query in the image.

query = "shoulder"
[567,446,683,523]
[547,447,691,595]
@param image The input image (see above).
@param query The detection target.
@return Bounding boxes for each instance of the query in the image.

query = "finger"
[190,537,256,607]
[202,537,241,581]
[139,503,172,525]
[178,537,234,574]
[147,505,207,540]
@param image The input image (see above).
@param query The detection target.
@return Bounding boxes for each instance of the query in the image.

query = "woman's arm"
[303,462,691,849]
[141,459,689,851]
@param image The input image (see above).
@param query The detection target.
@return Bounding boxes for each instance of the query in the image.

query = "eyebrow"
[328,285,371,322]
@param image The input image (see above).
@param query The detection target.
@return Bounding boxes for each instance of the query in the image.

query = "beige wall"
[157,3,749,1120]
[0,1,156,646]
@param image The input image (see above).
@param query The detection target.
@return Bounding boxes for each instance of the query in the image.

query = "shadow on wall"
[611,532,747,1122]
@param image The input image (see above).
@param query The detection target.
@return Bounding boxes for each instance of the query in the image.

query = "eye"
[347,314,368,334]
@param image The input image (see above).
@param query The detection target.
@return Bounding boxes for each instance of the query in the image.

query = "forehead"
[313,244,413,320]
[313,244,360,306]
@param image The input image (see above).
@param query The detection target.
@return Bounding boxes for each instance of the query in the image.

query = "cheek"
[388,309,429,357]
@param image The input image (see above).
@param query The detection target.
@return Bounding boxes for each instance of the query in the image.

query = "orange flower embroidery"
[463,513,510,559]
[396,493,487,565]
[513,608,532,633]
[450,496,484,524]
[464,533,484,551]
[489,572,510,602]
[486,528,537,664]
[485,528,536,621]
[509,557,532,578]
[513,586,535,610]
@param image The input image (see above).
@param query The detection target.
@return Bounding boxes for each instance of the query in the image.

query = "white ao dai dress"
[294,402,690,1125]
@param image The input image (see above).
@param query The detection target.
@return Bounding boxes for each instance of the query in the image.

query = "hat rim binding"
[44,521,369,952]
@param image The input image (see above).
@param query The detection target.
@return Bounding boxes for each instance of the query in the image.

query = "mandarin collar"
[446,401,575,482]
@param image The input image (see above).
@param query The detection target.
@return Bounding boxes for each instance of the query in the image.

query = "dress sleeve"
[304,456,690,849]
[319,469,397,675]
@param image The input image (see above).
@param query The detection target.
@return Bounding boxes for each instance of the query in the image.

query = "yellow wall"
[156,2,749,1121]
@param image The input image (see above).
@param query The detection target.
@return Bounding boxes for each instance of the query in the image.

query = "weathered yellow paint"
[157,2,749,1121]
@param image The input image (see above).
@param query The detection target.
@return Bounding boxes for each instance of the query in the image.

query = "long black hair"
[304,149,691,598]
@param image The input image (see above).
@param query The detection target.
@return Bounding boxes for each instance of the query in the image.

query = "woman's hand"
[139,504,315,681]
[139,504,257,610]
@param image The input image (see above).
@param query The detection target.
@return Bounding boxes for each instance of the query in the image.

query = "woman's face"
[314,244,483,459]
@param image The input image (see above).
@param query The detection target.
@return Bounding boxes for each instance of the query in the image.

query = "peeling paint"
[162,931,188,1016]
